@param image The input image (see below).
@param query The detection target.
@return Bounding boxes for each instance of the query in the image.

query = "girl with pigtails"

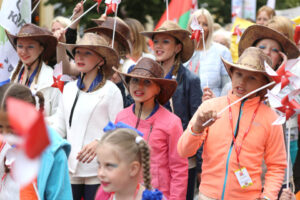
[0,83,72,199]
[95,124,163,200]
[5,24,61,117]
[114,57,188,199]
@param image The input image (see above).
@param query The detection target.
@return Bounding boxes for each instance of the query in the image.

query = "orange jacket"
[177,92,287,200]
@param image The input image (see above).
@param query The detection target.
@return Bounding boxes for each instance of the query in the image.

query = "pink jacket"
[177,92,287,200]
[115,105,188,200]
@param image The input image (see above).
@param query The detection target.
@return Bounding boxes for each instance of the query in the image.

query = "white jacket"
[51,80,123,177]
[11,62,61,117]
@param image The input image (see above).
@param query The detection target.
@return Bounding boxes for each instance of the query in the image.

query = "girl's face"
[51,21,64,33]
[129,77,160,104]
[16,38,44,65]
[74,47,104,73]
[197,15,209,41]
[256,11,270,26]
[97,143,139,193]
[231,68,268,98]
[153,33,182,63]
[255,39,282,69]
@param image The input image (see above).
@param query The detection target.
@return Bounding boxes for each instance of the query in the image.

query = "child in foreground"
[95,124,163,200]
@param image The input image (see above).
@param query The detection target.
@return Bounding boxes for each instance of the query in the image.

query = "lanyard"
[18,66,39,87]
[227,97,260,168]
[111,184,140,200]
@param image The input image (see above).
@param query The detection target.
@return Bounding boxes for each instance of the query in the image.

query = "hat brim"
[62,43,119,77]
[238,25,299,59]
[112,66,177,105]
[221,57,273,83]
[5,30,58,62]
[141,29,194,62]
[85,27,132,54]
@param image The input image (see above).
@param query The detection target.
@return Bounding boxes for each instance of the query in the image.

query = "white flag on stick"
[0,0,31,84]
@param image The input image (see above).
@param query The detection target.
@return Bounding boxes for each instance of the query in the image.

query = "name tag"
[234,167,253,188]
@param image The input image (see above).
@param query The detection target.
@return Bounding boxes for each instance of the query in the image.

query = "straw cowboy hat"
[62,32,119,77]
[5,23,58,62]
[222,46,274,85]
[85,17,132,54]
[141,20,194,62]
[113,57,177,105]
[238,25,299,59]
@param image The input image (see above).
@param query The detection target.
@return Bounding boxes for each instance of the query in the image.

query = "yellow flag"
[292,16,300,27]
[230,17,254,62]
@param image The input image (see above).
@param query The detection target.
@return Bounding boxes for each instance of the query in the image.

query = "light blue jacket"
[37,127,72,200]
[184,42,232,97]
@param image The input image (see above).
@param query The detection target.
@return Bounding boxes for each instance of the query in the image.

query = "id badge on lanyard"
[227,97,260,189]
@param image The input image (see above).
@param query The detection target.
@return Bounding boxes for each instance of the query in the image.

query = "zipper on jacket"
[221,99,246,200]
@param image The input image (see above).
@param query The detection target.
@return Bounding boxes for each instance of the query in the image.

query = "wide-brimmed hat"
[85,17,132,54]
[113,57,177,105]
[141,21,194,62]
[62,33,119,77]
[222,47,273,83]
[238,25,299,59]
[5,23,58,62]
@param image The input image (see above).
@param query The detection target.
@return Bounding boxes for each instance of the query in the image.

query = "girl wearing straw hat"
[141,20,201,200]
[50,32,123,200]
[55,16,134,107]
[5,23,61,117]
[178,47,287,200]
[114,57,188,200]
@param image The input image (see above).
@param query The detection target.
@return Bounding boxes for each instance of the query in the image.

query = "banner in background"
[0,0,31,83]
[231,0,256,22]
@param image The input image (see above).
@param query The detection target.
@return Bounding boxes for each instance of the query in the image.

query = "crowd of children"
[0,3,299,200]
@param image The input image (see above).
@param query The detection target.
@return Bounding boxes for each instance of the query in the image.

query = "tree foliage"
[44,0,300,29]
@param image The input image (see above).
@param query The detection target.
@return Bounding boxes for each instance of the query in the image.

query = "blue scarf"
[18,66,39,87]
[76,72,103,92]
[164,66,175,79]
[132,101,160,119]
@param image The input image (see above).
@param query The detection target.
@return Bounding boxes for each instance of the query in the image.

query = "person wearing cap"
[141,20,201,200]
[178,47,287,200]
[114,57,188,200]
[6,23,61,117]
[50,32,123,200]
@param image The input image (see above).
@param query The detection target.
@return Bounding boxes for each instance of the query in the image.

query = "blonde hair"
[187,8,214,49]
[98,128,152,190]
[124,18,149,58]
[51,16,71,29]
[266,16,294,42]
[257,6,276,19]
